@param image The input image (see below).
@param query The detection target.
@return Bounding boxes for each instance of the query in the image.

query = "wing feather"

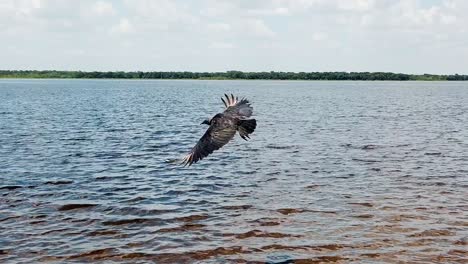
[182,119,237,166]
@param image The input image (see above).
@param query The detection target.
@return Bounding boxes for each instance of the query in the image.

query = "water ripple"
[1,80,467,263]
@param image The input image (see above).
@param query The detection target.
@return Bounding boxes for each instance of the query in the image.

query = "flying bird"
[182,94,257,166]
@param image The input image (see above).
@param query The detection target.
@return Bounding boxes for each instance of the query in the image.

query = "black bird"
[182,94,257,166]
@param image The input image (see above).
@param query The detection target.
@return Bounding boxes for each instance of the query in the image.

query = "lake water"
[0,80,467,263]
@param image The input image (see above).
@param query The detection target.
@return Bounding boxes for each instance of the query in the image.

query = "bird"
[182,94,257,166]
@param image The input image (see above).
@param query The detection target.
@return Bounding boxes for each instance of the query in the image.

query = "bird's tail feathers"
[238,119,256,140]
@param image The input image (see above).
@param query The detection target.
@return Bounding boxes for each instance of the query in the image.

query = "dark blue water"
[1,80,467,263]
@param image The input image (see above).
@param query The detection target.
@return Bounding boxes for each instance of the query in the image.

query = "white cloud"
[275,0,329,13]
[247,7,290,16]
[443,0,456,9]
[199,0,237,17]
[31,0,42,9]
[210,42,235,49]
[92,1,115,16]
[111,18,133,34]
[337,0,374,11]
[440,14,456,24]
[245,19,276,37]
[207,23,231,32]
[65,49,86,55]
[312,32,327,41]
[0,0,467,73]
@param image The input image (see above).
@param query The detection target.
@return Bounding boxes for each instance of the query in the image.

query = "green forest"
[1,70,467,81]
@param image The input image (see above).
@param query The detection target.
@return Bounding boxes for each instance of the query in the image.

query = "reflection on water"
[0,80,467,263]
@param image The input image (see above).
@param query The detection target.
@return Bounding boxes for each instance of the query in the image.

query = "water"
[0,80,467,263]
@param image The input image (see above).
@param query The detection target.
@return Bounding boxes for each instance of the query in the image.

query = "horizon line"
[2,70,468,75]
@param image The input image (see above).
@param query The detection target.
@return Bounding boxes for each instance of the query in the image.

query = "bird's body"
[182,94,256,166]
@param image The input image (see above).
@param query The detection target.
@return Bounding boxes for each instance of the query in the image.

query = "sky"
[1,0,467,74]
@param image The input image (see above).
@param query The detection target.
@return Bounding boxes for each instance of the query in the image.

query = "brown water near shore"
[1,80,467,263]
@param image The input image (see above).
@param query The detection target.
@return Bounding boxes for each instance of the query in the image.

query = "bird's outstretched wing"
[221,94,253,118]
[182,119,237,166]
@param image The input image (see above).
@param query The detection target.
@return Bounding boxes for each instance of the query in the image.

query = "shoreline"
[1,71,467,81]
[0,78,467,82]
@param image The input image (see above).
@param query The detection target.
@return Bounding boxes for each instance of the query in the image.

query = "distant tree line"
[0,70,467,81]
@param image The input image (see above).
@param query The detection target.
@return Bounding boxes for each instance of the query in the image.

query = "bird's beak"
[201,120,210,125]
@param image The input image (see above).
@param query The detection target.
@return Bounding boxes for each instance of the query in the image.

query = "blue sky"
[1,0,467,74]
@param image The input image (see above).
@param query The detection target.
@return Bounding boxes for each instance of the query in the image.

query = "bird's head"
[201,119,210,125]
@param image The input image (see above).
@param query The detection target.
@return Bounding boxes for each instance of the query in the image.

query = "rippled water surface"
[1,80,467,263]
